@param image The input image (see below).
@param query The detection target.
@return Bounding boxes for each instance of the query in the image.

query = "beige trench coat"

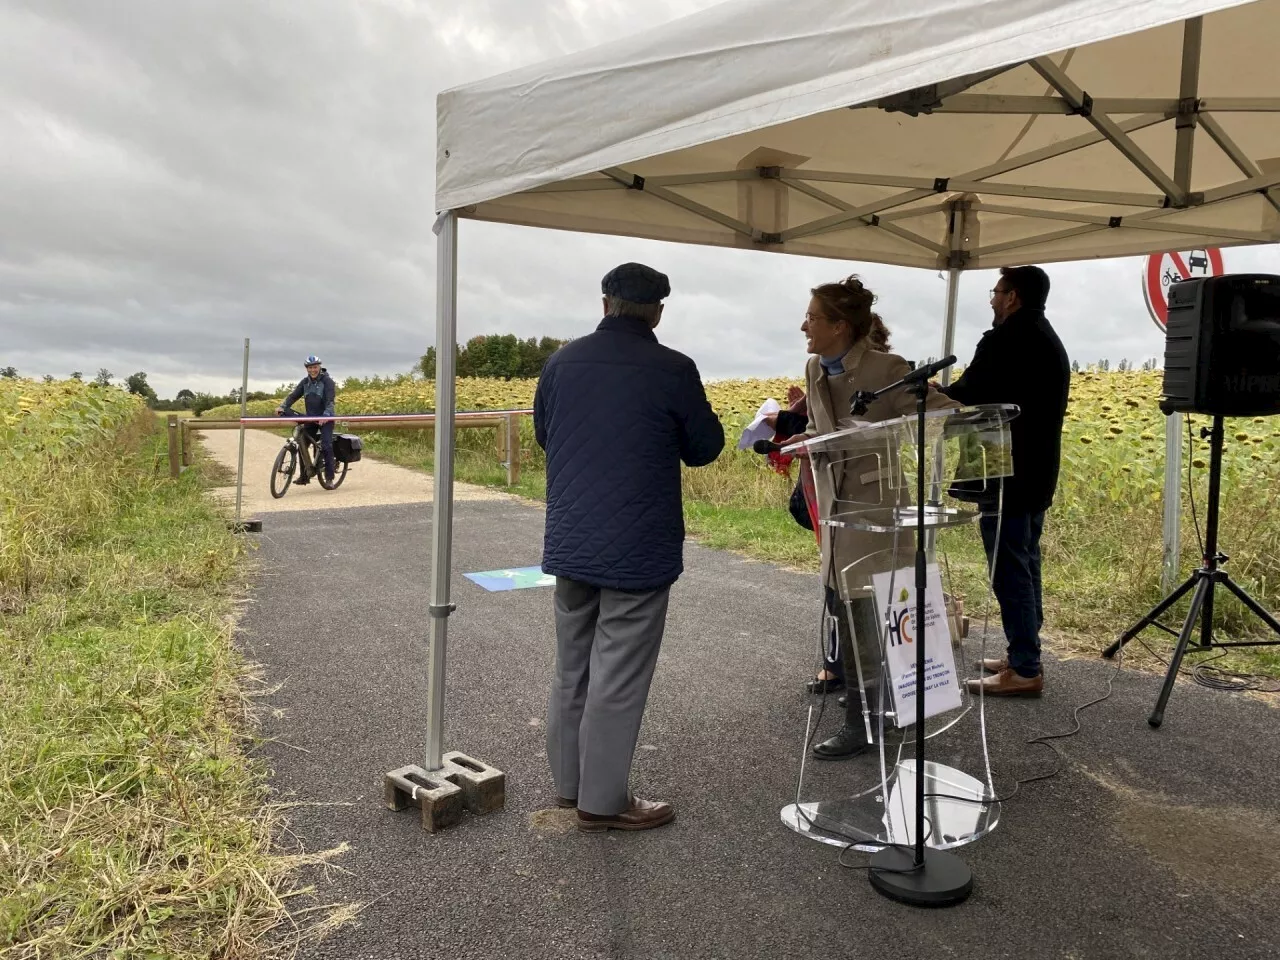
[803,340,958,597]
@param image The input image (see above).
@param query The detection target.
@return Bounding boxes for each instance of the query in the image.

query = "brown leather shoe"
[555,796,576,809]
[966,668,1043,697]
[577,796,675,832]
[979,657,1009,674]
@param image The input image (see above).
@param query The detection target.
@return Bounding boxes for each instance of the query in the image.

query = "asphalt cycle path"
[224,491,1280,960]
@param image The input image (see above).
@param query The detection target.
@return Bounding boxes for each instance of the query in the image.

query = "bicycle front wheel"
[270,445,295,499]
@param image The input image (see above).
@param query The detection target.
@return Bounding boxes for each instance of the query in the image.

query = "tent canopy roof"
[436,0,1280,270]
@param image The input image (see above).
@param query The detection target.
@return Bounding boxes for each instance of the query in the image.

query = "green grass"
[0,414,339,959]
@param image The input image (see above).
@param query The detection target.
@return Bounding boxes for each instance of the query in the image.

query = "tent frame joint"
[934,177,950,193]
[429,603,457,619]
[758,165,782,179]
[1176,96,1202,130]
[1108,216,1123,228]
[878,83,943,117]
[946,250,970,270]
[628,174,646,190]
[1071,92,1094,118]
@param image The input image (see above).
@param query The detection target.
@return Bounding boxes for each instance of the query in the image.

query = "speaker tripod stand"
[1104,415,1280,727]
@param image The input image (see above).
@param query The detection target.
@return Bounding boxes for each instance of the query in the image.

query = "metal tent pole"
[382,211,506,833]
[939,268,961,388]
[426,211,458,772]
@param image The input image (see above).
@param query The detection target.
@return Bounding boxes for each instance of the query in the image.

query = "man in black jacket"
[941,265,1070,696]
[535,262,724,831]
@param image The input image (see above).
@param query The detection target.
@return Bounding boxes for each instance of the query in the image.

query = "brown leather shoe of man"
[966,668,1043,697]
[577,797,675,832]
[978,657,1009,674]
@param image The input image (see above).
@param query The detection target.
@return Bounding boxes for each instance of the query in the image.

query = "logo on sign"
[1142,247,1225,332]
[886,585,914,647]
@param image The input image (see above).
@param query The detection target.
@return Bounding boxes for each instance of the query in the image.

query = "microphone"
[902,354,956,385]
[752,439,781,455]
[850,355,956,415]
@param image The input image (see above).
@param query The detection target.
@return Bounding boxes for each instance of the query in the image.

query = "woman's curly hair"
[809,274,891,352]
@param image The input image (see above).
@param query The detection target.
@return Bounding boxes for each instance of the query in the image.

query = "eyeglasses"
[989,288,1010,298]
[804,311,829,323]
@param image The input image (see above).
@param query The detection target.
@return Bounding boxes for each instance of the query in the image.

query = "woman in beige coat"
[793,275,956,759]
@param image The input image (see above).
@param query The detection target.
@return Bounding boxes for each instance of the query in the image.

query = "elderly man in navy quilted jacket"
[534,262,724,832]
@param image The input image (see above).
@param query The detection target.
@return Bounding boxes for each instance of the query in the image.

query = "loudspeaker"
[1161,273,1280,417]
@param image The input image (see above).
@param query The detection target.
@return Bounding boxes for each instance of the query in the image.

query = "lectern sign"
[1143,247,1224,331]
[872,563,963,726]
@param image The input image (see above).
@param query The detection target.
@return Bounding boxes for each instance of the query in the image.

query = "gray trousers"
[547,577,671,816]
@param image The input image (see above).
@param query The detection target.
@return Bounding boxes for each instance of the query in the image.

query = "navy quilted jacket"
[534,315,725,590]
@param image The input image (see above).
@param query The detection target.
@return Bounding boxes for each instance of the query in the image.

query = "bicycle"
[270,419,349,498]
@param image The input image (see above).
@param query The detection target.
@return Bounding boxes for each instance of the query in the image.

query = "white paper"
[872,563,963,726]
[737,397,781,451]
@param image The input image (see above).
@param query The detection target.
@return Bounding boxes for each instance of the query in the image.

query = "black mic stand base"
[869,846,974,907]
[864,371,972,909]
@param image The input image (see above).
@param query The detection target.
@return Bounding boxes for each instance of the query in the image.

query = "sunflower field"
[206,376,804,421]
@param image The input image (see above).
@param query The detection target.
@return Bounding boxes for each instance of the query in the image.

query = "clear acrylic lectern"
[779,403,1019,852]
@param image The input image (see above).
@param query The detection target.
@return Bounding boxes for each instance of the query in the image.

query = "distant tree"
[1098,359,1111,372]
[1071,359,1080,373]
[175,388,195,403]
[93,368,114,387]
[437,334,567,380]
[0,366,17,379]
[124,371,158,405]
[70,371,83,381]
[43,374,55,383]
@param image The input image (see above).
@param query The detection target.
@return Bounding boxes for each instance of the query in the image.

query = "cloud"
[2,0,1277,399]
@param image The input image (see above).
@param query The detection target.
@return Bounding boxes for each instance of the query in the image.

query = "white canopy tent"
[421,0,1280,771]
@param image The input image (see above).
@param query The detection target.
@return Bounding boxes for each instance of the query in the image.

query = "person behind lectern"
[534,262,724,831]
[939,265,1070,697]
[794,275,956,760]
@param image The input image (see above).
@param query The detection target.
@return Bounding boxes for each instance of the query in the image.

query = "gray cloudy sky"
[2,0,1277,400]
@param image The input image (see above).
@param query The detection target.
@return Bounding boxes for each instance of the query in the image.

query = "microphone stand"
[854,358,973,907]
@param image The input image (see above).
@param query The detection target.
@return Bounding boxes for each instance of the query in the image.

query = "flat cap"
[601,262,671,304]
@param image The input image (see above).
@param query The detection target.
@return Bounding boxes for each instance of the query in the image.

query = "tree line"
[418,335,570,381]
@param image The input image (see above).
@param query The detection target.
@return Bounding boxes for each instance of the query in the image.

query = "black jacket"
[534,315,725,590]
[941,308,1070,513]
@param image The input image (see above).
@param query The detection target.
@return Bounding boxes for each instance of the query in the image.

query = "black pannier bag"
[334,433,363,463]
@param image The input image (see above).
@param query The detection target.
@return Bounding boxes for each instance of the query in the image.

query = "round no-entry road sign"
[1143,247,1224,331]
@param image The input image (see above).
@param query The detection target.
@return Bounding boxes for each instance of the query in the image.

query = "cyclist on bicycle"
[276,355,336,485]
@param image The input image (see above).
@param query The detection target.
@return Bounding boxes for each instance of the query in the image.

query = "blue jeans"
[979,511,1046,678]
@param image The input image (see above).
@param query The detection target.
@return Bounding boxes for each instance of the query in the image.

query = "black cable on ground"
[1136,636,1273,692]
[919,650,1125,808]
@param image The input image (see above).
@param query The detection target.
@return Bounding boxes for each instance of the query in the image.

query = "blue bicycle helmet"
[304,355,322,366]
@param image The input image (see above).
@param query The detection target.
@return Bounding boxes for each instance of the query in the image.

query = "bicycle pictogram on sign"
[1142,247,1225,331]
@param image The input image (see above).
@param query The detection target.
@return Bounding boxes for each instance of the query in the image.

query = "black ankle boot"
[812,723,872,760]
